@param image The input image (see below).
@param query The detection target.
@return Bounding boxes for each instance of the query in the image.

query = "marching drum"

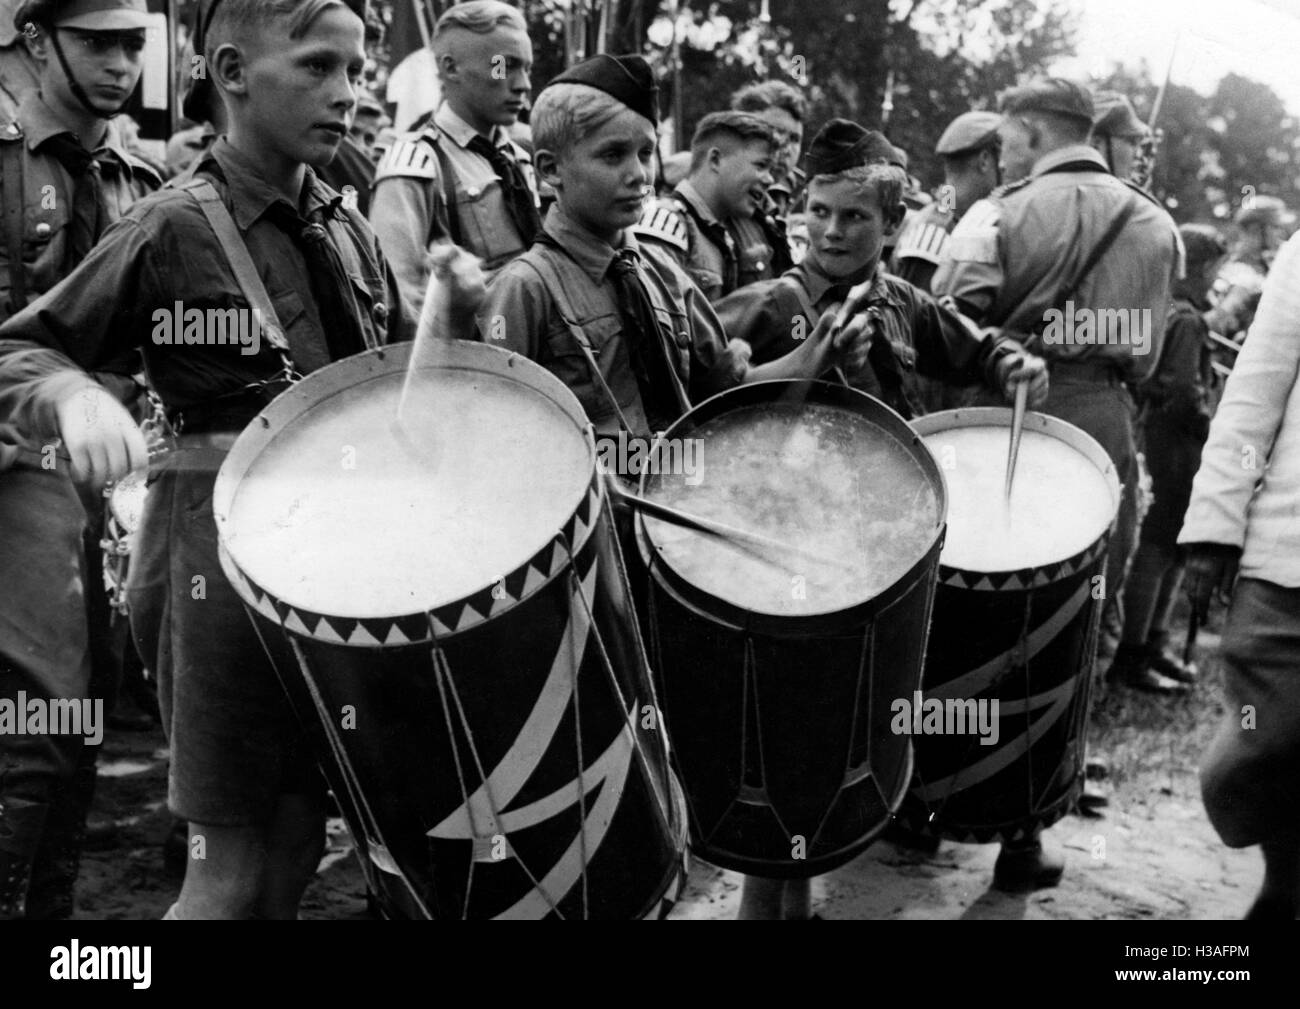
[214,341,687,919]
[900,409,1121,842]
[636,381,947,877]
[101,469,149,616]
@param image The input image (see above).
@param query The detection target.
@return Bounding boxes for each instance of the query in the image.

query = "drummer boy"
[468,54,878,443]
[714,118,1049,419]
[0,0,407,918]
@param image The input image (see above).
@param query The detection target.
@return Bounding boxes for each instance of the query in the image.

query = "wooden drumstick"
[1004,379,1029,504]
[608,480,854,574]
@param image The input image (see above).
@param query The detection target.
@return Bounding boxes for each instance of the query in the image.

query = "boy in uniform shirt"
[0,0,407,919]
[716,118,1047,424]
[472,54,876,446]
[369,0,538,322]
[636,110,786,303]
[0,0,160,920]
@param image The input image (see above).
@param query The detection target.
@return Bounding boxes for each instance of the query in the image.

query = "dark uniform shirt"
[933,144,1183,383]
[635,178,787,302]
[369,103,539,323]
[479,205,748,438]
[1,91,162,321]
[1142,292,1216,437]
[714,258,1015,420]
[0,137,406,440]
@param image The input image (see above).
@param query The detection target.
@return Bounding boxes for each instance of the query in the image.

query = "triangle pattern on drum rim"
[324,615,359,643]
[358,617,397,645]
[348,621,384,647]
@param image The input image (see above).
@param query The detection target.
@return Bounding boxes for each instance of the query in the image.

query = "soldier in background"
[934,78,1183,889]
[1089,92,1151,186]
[369,0,539,323]
[892,110,1002,294]
[731,78,805,219]
[0,0,160,920]
[635,111,783,303]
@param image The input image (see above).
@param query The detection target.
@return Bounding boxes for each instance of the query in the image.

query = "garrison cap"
[543,54,658,124]
[802,119,897,176]
[1091,92,1146,139]
[16,0,150,30]
[935,110,1002,156]
[998,77,1094,126]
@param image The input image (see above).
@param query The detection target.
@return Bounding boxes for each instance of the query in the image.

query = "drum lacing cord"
[427,636,568,920]
[278,634,434,919]
[561,523,678,846]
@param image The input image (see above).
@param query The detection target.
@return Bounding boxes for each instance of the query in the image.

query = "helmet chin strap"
[48,28,129,120]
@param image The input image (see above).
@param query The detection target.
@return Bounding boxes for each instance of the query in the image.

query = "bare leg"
[255,793,327,920]
[172,822,268,920]
[782,878,813,920]
[737,875,784,920]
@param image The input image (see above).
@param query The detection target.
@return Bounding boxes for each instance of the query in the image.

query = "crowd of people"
[0,0,1295,921]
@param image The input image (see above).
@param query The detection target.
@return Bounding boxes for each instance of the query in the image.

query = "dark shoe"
[1076,782,1110,817]
[884,821,941,855]
[0,797,49,919]
[992,838,1065,893]
[1147,647,1198,684]
[1106,644,1190,695]
[1085,756,1109,781]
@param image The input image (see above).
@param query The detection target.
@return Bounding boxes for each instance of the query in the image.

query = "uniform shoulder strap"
[1,121,25,312]
[177,178,289,355]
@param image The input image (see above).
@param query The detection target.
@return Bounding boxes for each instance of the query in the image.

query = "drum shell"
[636,381,947,877]
[900,408,1118,842]
[216,343,686,919]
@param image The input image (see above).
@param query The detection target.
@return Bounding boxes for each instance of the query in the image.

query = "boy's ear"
[436,52,458,84]
[535,148,562,190]
[883,200,906,237]
[209,42,249,99]
[706,146,724,173]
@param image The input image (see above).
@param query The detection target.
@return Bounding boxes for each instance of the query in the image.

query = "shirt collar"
[674,179,720,225]
[542,204,637,284]
[434,103,509,152]
[198,137,338,231]
[796,257,898,309]
[1031,144,1109,178]
[20,91,133,176]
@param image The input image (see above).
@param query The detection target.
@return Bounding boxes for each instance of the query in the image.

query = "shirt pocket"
[651,304,693,381]
[22,203,68,296]
[543,312,624,423]
[455,179,527,268]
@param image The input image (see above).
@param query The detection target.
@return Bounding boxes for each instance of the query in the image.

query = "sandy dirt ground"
[76,625,1258,921]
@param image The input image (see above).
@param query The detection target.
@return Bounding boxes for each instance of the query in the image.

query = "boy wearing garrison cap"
[716,118,1046,424]
[474,54,875,444]
[0,0,161,920]
[0,0,407,919]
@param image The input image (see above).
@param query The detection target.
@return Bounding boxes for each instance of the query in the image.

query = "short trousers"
[127,463,323,827]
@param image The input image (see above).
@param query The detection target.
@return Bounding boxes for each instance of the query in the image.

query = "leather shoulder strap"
[417,130,464,249]
[178,178,289,355]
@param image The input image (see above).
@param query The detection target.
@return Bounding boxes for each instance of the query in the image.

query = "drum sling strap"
[514,240,692,437]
